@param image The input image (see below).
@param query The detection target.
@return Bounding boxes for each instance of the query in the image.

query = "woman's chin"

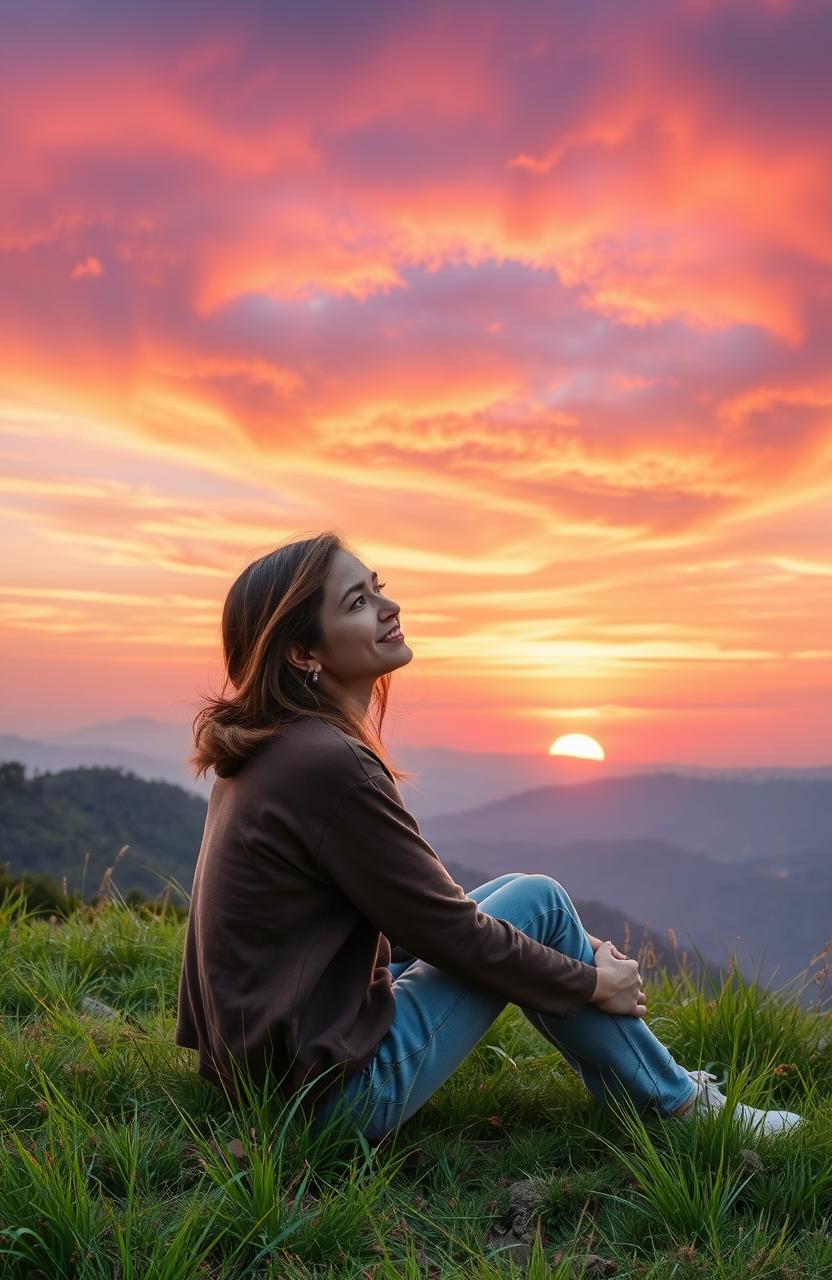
[378,640,412,668]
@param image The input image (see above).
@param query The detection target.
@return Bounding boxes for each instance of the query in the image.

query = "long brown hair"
[189,531,415,784]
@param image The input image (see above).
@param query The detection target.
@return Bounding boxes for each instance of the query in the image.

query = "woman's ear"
[286,641,310,673]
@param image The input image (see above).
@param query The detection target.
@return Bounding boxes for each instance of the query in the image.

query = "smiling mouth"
[378,626,405,643]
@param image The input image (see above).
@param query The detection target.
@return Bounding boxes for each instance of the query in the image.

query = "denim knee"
[520,873,572,904]
[510,874,588,956]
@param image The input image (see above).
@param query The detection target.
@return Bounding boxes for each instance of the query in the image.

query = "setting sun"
[549,734,606,761]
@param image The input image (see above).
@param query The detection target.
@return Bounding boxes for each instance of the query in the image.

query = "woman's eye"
[351,582,387,609]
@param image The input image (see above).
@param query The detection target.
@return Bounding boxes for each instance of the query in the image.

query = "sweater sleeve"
[315,772,597,1017]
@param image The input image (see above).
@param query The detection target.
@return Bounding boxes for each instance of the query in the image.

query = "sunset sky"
[2,0,830,764]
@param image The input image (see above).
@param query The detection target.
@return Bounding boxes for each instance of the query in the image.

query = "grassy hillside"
[0,888,830,1278]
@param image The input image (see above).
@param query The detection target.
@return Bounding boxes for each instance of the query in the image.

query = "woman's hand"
[590,941,647,1017]
[587,933,628,961]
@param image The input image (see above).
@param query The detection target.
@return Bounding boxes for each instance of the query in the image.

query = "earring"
[312,668,319,683]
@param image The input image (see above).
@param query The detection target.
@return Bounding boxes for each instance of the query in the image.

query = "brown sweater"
[174,716,598,1114]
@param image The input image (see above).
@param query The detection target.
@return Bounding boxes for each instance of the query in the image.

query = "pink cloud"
[71,255,103,279]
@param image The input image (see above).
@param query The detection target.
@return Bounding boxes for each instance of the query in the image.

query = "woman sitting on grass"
[175,531,801,1146]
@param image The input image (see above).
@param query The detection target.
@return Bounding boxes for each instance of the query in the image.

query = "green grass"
[0,883,831,1279]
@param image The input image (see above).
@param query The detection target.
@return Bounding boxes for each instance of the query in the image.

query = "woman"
[175,531,801,1145]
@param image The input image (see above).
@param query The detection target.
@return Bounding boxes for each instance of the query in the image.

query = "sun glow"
[549,733,605,761]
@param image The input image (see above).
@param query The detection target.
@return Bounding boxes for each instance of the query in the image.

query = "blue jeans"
[315,873,696,1143]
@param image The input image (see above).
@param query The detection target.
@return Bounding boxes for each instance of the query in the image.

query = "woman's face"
[295,549,412,704]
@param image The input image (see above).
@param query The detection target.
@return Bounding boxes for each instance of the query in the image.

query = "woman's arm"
[315,773,598,1017]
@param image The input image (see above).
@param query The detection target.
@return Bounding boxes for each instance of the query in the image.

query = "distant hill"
[424,773,832,864]
[0,731,213,801]
[0,760,206,900]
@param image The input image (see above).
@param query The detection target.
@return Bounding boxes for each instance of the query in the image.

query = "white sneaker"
[680,1069,802,1137]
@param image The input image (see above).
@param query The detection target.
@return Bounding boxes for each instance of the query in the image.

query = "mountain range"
[4,716,830,822]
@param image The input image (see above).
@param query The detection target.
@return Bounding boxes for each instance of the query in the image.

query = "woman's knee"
[501,874,589,958]
[522,873,572,903]
[478,872,579,922]
[483,872,527,891]
[522,874,585,930]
